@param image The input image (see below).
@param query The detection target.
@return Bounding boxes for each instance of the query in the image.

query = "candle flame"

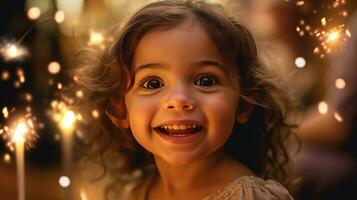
[60,110,76,130]
[12,122,27,143]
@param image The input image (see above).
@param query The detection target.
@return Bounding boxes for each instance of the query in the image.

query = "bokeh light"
[318,101,328,114]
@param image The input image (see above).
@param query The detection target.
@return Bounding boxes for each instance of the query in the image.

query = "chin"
[159,154,198,165]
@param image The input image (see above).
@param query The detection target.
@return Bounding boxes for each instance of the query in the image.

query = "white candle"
[13,122,27,200]
[16,138,25,200]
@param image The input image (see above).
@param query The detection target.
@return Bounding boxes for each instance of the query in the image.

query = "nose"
[164,84,195,111]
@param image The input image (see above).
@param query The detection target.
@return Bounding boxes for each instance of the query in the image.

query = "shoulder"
[203,176,294,200]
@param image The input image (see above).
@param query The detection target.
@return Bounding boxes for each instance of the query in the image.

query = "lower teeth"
[167,133,192,137]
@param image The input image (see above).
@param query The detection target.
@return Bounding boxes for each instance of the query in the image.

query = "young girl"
[74,0,296,199]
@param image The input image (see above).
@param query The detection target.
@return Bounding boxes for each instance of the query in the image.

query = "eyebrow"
[134,60,227,73]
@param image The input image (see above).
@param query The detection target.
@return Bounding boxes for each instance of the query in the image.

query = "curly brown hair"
[73,0,297,198]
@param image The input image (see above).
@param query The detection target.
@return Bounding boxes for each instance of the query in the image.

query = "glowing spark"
[80,189,88,200]
[335,78,346,89]
[1,70,10,81]
[0,43,28,61]
[59,176,71,187]
[3,154,11,163]
[27,7,41,20]
[313,47,320,54]
[54,11,65,23]
[92,109,99,119]
[51,100,58,108]
[333,112,343,122]
[327,31,340,42]
[14,81,21,88]
[296,1,304,6]
[24,93,33,102]
[8,45,18,57]
[321,17,327,26]
[76,114,83,121]
[295,57,306,68]
[76,90,84,98]
[57,83,63,90]
[341,11,348,17]
[346,29,351,38]
[48,61,61,74]
[2,107,9,118]
[17,68,25,84]
[3,114,38,150]
[88,32,104,46]
[73,76,79,82]
[318,101,328,114]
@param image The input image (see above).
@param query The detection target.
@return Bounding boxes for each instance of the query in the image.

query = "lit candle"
[60,110,76,173]
[12,122,28,200]
[53,105,76,200]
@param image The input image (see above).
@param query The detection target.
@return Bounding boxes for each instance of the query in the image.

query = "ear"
[236,100,255,124]
[119,115,130,129]
[106,99,130,129]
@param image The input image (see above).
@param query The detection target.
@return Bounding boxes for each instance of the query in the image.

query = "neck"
[152,149,249,196]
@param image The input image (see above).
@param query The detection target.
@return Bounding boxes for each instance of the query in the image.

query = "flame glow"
[2,114,38,151]
[0,43,28,61]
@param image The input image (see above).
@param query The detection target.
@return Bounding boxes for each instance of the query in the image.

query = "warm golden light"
[335,78,346,89]
[59,176,71,187]
[76,90,84,98]
[318,101,328,114]
[3,154,11,163]
[0,43,28,61]
[346,29,351,38]
[327,31,339,42]
[88,31,104,46]
[296,1,304,6]
[80,189,88,200]
[54,11,65,23]
[17,68,25,84]
[48,61,61,74]
[2,107,9,119]
[57,83,63,90]
[12,122,28,143]
[1,70,10,81]
[27,7,41,20]
[60,110,76,131]
[92,109,99,119]
[333,112,343,122]
[295,57,306,68]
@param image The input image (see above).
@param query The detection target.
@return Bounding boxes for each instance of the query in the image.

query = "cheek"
[202,92,238,131]
[126,96,159,129]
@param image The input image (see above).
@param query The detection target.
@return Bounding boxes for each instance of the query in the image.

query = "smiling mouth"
[154,125,203,137]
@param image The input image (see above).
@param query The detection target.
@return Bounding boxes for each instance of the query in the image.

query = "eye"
[195,74,219,87]
[140,77,164,89]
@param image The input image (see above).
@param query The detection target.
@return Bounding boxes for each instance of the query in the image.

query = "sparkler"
[1,113,38,200]
[292,0,351,58]
[0,43,28,61]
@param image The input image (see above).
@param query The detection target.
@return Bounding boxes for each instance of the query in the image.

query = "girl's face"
[124,18,240,165]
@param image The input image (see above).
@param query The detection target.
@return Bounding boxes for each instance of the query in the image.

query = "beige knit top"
[202,176,293,200]
[130,175,293,200]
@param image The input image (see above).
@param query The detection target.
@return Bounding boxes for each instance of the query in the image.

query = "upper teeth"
[160,124,199,130]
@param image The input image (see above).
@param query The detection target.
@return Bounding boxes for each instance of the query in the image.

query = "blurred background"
[0,0,356,199]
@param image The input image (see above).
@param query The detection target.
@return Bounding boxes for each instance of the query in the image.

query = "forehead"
[132,17,227,70]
